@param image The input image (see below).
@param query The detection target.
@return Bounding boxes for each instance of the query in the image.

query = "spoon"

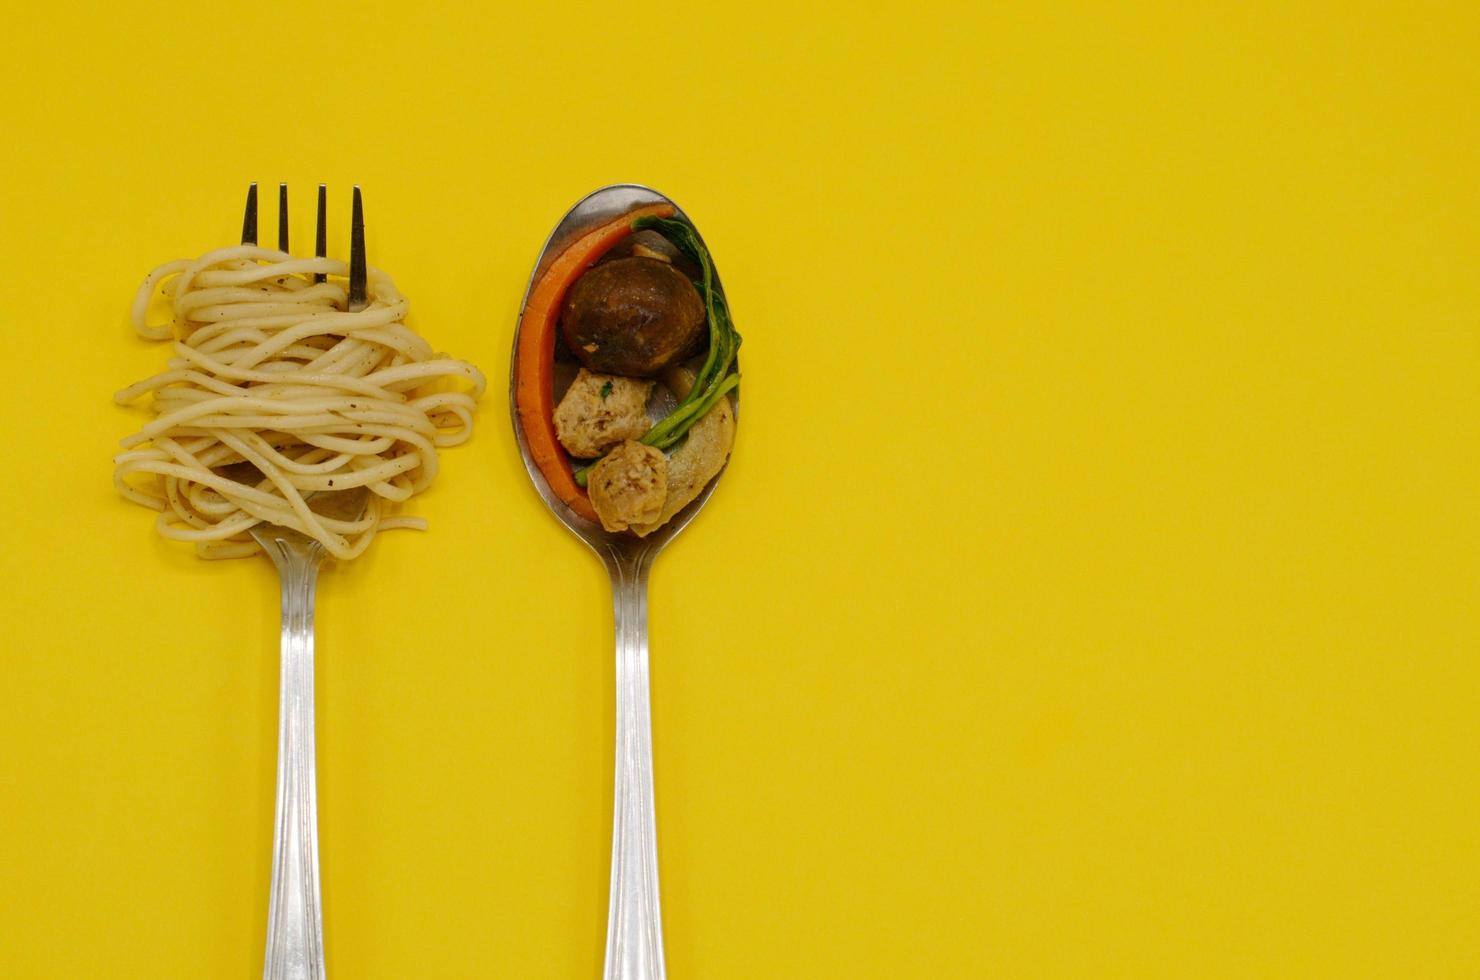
[510,184,738,980]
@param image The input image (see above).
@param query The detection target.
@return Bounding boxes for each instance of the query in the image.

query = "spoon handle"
[604,551,667,980]
[260,539,328,980]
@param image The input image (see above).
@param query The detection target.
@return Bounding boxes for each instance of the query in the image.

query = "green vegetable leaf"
[599,380,613,400]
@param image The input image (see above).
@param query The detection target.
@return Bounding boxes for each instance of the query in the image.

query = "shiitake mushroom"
[560,256,706,377]
[600,229,698,276]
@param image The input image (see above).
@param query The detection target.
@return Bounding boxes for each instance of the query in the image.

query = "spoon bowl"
[510,183,738,564]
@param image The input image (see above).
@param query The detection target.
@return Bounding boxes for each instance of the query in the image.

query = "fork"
[241,182,368,980]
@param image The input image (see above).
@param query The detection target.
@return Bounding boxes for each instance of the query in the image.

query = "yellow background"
[1,2,1477,976]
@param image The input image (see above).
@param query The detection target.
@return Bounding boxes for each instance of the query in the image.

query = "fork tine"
[348,185,367,312]
[240,183,258,246]
[314,184,327,284]
[277,183,289,252]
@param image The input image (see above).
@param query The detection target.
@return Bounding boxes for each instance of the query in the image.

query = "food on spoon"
[626,366,734,536]
[561,256,705,377]
[515,203,675,523]
[585,372,734,537]
[113,245,484,560]
[627,231,682,264]
[603,229,687,269]
[515,205,740,532]
[588,440,668,532]
[554,368,654,458]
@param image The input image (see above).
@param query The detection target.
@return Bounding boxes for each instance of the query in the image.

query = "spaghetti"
[114,245,484,560]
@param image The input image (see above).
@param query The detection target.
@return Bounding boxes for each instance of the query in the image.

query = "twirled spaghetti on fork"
[114,245,484,559]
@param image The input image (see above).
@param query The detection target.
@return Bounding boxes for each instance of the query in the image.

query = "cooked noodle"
[114,245,484,560]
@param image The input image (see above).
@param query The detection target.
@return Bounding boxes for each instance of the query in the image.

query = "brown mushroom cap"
[601,229,696,273]
[561,256,706,377]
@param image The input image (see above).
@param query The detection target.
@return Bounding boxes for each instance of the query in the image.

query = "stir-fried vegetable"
[515,203,675,522]
[574,216,741,486]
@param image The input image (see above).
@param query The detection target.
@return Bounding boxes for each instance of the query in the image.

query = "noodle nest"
[114,245,484,560]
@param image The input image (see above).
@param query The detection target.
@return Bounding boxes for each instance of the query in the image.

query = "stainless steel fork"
[241,183,368,980]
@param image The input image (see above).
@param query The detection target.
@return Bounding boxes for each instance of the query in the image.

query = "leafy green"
[574,216,742,486]
[599,380,613,400]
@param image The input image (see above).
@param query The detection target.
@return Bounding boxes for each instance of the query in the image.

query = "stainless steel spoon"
[510,184,738,980]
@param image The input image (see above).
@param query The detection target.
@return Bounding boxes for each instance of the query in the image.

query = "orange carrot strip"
[515,202,676,522]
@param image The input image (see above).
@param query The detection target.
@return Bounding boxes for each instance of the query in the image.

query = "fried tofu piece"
[588,440,668,533]
[553,368,654,458]
[629,367,736,538]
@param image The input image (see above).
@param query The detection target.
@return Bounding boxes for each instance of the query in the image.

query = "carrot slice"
[516,202,676,522]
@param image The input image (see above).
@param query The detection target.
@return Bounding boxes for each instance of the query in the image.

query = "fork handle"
[604,551,667,980]
[261,540,328,980]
